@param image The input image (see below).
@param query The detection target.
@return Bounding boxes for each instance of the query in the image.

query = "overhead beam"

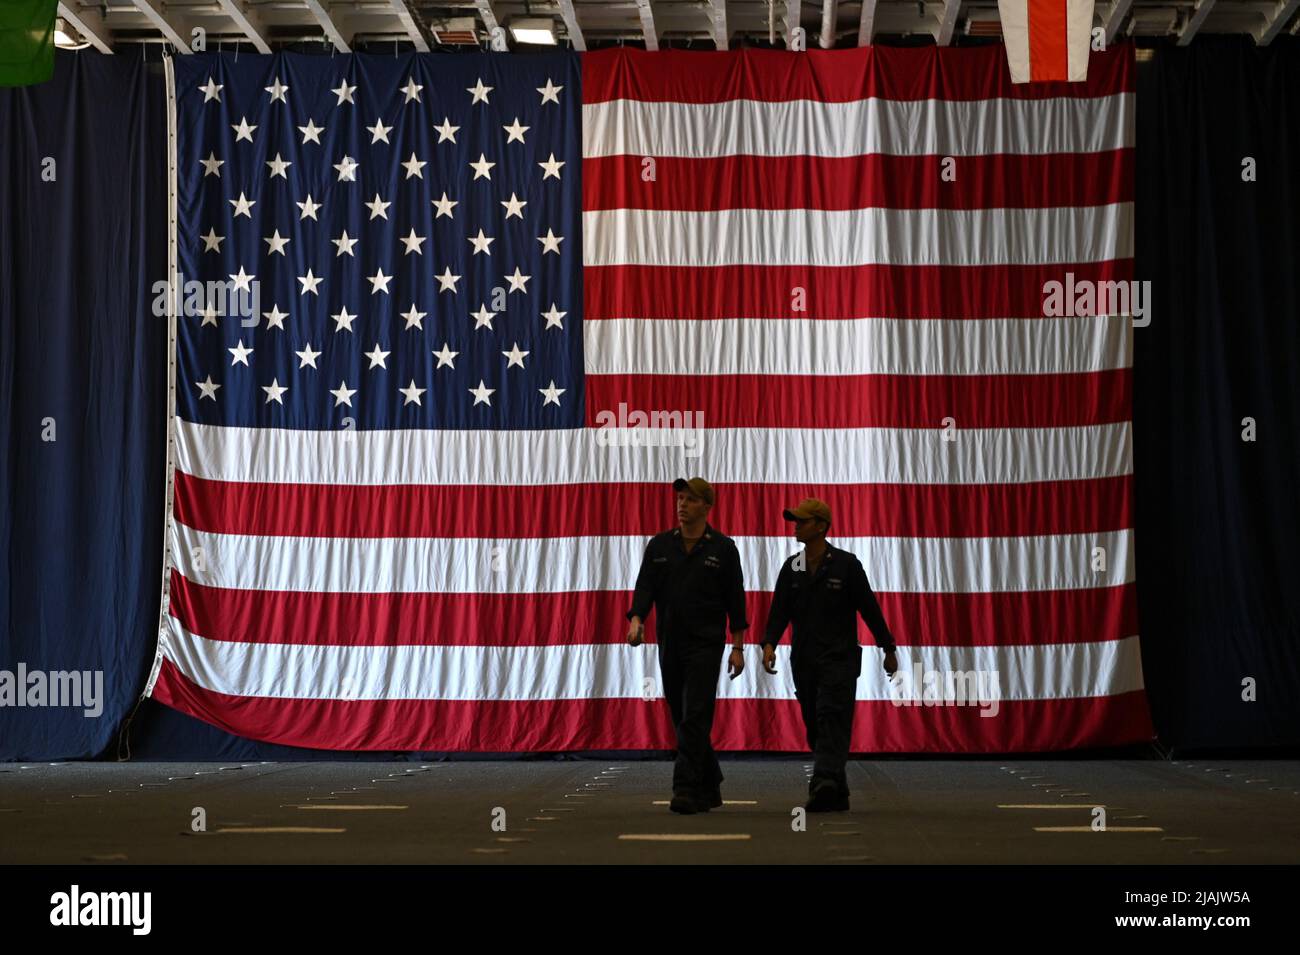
[935,0,961,44]
[131,0,191,53]
[785,0,803,47]
[819,0,838,47]
[858,0,878,44]
[303,0,350,52]
[57,2,113,54]
[1103,0,1135,44]
[556,0,586,50]
[635,0,658,50]
[1256,0,1300,43]
[1177,0,1216,44]
[389,0,431,51]
[709,0,728,49]
[216,0,271,54]
[474,0,501,37]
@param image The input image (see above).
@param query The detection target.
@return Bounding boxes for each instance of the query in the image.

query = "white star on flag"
[264,229,290,255]
[435,267,461,292]
[330,380,356,406]
[538,79,562,105]
[332,79,356,104]
[435,118,459,143]
[332,230,358,256]
[229,192,255,217]
[400,379,425,405]
[538,153,565,180]
[503,118,530,143]
[538,229,564,254]
[332,307,357,333]
[433,344,458,368]
[297,194,322,220]
[502,343,530,369]
[433,192,458,218]
[295,343,321,368]
[298,269,323,295]
[505,268,531,293]
[262,378,288,404]
[196,375,220,400]
[262,305,289,330]
[264,77,289,103]
[539,380,565,406]
[298,119,324,144]
[266,153,292,178]
[400,305,427,330]
[541,303,567,329]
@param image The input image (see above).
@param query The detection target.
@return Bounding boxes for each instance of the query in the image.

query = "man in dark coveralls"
[626,477,749,814]
[761,498,899,812]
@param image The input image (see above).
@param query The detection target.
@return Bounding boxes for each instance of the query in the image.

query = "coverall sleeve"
[626,539,657,622]
[851,557,897,652]
[726,539,750,632]
[763,562,792,648]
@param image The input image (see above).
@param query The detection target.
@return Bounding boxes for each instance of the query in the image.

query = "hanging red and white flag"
[998,0,1097,83]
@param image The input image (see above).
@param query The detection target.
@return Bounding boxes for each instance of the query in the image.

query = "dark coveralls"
[627,524,748,801]
[763,543,896,798]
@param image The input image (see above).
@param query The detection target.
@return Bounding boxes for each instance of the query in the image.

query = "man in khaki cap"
[626,477,749,814]
[761,498,898,811]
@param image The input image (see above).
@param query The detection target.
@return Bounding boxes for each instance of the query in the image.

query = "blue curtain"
[0,50,167,759]
[1134,37,1300,752]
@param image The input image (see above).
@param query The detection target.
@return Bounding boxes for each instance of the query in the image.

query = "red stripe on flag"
[583,151,1134,212]
[585,370,1132,429]
[173,473,1134,539]
[581,45,1135,104]
[584,261,1135,320]
[167,571,1137,650]
[152,659,1154,752]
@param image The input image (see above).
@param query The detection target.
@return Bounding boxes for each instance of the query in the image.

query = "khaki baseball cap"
[783,498,831,524]
[672,477,715,505]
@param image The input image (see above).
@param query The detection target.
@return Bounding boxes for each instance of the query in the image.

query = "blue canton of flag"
[173,51,583,430]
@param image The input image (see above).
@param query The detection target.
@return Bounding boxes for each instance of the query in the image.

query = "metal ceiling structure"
[54,0,1300,55]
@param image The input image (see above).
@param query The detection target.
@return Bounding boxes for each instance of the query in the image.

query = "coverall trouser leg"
[658,637,724,799]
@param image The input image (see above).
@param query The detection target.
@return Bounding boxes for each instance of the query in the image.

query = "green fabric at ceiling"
[0,0,58,88]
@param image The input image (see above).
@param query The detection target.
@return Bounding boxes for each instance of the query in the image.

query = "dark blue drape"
[1134,37,1300,752]
[0,50,167,759]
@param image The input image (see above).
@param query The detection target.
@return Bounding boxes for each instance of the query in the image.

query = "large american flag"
[148,45,1154,753]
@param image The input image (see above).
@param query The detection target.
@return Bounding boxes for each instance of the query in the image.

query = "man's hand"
[883,649,898,677]
[627,618,645,646]
[727,646,745,680]
[762,644,778,675]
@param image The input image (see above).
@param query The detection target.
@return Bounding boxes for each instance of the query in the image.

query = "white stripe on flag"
[170,524,1135,594]
[163,617,1146,702]
[584,316,1133,376]
[582,205,1134,267]
[174,418,1134,487]
[581,93,1134,158]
